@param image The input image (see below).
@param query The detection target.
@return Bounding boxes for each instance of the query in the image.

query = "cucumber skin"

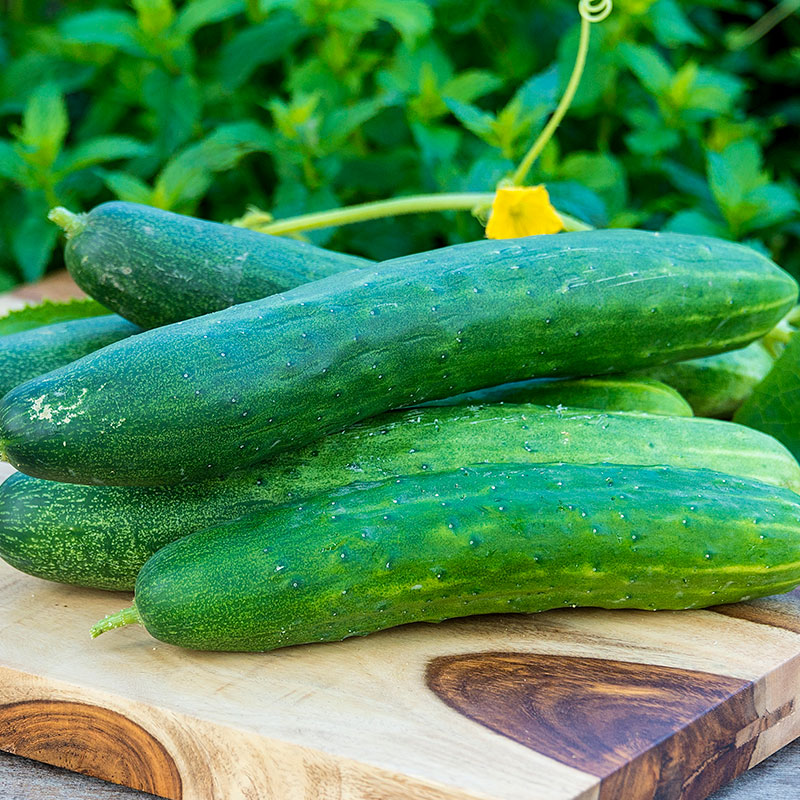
[2,230,795,486]
[65,202,373,328]
[636,341,774,419]
[0,315,140,398]
[127,463,800,652]
[3,405,799,591]
[421,376,693,416]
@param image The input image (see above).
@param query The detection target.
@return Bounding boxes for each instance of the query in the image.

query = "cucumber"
[50,202,373,328]
[1,230,794,486]
[635,341,774,419]
[421,376,693,416]
[0,315,140,398]
[3,405,798,591]
[91,463,800,651]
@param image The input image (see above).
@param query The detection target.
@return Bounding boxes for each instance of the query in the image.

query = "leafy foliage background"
[0,0,797,289]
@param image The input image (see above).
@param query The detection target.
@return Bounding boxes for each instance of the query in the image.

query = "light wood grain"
[1,559,800,800]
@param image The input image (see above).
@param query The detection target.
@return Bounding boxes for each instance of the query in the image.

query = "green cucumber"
[2,405,798,591]
[421,375,693,416]
[91,463,800,651]
[635,341,774,419]
[50,202,373,328]
[1,230,795,486]
[0,315,140,398]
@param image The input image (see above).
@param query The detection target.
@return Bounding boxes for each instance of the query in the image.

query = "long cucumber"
[91,463,800,651]
[50,202,373,328]
[421,375,693,416]
[2,405,798,591]
[636,341,774,418]
[1,230,795,486]
[0,315,140,398]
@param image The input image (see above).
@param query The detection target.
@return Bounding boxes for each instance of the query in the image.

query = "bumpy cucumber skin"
[0,315,140,398]
[421,376,693,416]
[127,463,800,652]
[65,202,373,328]
[636,341,774,419]
[2,230,796,486]
[3,405,799,590]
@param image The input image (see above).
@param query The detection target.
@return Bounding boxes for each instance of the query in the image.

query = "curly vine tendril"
[579,0,613,23]
[511,0,614,186]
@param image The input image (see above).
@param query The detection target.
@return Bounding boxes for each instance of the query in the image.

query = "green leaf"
[708,140,764,206]
[0,52,96,116]
[218,11,306,89]
[56,137,150,176]
[174,0,245,39]
[321,96,392,148]
[142,71,200,156]
[16,83,69,168]
[663,209,728,238]
[512,65,559,129]
[649,0,704,47]
[619,42,673,95]
[0,298,111,337]
[59,10,145,56]
[0,140,29,184]
[378,41,453,96]
[441,70,503,104]
[152,121,273,209]
[343,0,433,45]
[557,152,627,213]
[682,67,744,119]
[743,185,799,232]
[410,122,461,168]
[445,99,496,143]
[734,333,800,460]
[11,208,59,283]
[101,171,154,205]
[132,0,176,38]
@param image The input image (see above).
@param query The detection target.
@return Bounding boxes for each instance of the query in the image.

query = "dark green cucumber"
[2,230,795,486]
[50,202,373,328]
[421,375,693,416]
[3,405,798,591]
[91,463,800,651]
[0,315,140,398]
[635,341,774,419]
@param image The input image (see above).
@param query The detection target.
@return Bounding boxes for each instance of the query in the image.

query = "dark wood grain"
[0,701,181,800]
[426,652,785,800]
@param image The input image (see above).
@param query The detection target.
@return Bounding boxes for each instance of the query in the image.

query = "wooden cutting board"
[1,558,800,800]
[1,275,800,799]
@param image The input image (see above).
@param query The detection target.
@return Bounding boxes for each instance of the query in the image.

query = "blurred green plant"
[0,0,797,287]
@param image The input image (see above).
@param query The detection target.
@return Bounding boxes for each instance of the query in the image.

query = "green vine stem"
[234,193,592,235]
[512,0,613,186]
[731,0,800,50]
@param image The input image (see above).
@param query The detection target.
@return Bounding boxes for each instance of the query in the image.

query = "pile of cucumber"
[2,201,800,652]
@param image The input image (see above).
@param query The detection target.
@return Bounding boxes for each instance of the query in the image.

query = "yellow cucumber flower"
[486,185,564,239]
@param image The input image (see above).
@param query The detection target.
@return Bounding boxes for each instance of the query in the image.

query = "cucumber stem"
[234,194,593,236]
[48,207,88,239]
[91,604,142,638]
